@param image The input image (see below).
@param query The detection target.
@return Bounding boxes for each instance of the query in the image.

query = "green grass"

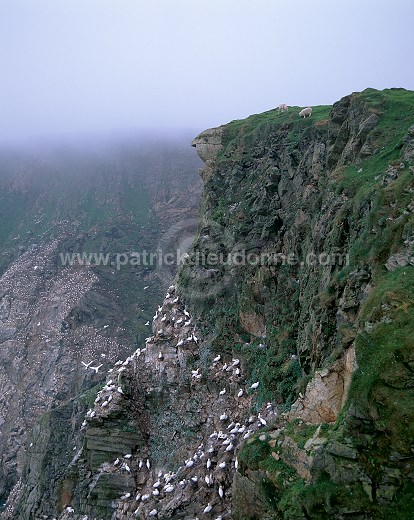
[334,88,414,198]
[347,267,414,445]
[283,420,320,450]
[279,479,374,520]
[361,266,414,320]
[238,433,274,470]
[219,104,331,162]
[78,384,102,408]
[278,477,414,519]
[238,432,304,513]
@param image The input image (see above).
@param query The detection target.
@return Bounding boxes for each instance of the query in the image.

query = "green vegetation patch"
[283,420,320,450]
[238,432,304,512]
[334,88,414,197]
[348,267,414,450]
[219,104,331,162]
[78,383,102,408]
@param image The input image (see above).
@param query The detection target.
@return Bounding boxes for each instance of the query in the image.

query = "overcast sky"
[0,0,413,142]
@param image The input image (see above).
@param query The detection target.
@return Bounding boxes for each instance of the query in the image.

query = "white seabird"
[89,364,103,373]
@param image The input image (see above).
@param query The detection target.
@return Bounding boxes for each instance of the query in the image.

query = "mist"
[1,0,413,143]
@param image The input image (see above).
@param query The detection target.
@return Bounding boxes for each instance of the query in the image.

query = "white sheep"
[278,103,288,112]
[299,107,312,118]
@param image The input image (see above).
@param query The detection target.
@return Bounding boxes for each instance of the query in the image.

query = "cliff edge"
[5,88,414,519]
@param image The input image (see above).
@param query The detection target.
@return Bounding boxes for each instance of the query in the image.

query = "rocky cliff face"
[3,89,414,519]
[0,137,202,518]
[179,88,414,519]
